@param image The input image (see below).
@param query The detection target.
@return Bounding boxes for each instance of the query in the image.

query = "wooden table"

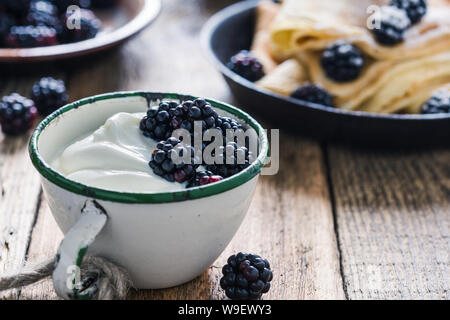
[0,0,449,300]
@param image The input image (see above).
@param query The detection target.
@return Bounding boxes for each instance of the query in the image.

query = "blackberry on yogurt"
[206,141,252,178]
[149,137,199,183]
[220,253,273,300]
[187,171,223,188]
[140,101,180,140]
[0,93,38,136]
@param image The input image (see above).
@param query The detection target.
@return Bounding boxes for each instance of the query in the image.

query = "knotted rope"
[0,256,133,300]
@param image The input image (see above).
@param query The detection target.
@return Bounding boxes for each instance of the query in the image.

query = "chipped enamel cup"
[29,92,269,297]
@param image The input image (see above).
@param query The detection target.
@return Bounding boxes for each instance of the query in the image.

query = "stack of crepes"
[252,0,450,114]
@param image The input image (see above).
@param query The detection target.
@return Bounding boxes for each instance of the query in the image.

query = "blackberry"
[0,93,38,136]
[141,98,256,186]
[26,0,62,32]
[391,0,427,24]
[31,77,69,116]
[149,137,199,183]
[5,25,58,47]
[290,84,334,107]
[60,8,101,43]
[321,41,364,82]
[206,141,252,178]
[0,12,15,46]
[228,50,265,82]
[140,101,180,140]
[421,88,450,114]
[372,6,411,46]
[187,171,223,188]
[220,253,273,300]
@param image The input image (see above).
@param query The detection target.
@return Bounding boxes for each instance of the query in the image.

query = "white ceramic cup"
[29,92,269,296]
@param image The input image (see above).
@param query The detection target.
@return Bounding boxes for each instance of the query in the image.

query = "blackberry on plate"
[421,88,450,114]
[290,83,334,107]
[371,6,411,46]
[321,41,365,82]
[220,252,273,300]
[140,101,180,140]
[26,0,61,32]
[0,93,38,136]
[391,0,427,24]
[206,141,252,178]
[149,137,199,183]
[60,8,101,43]
[5,25,57,47]
[228,50,265,82]
[186,171,223,188]
[31,77,69,116]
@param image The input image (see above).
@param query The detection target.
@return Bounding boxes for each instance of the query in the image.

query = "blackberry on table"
[149,137,199,183]
[227,50,265,82]
[220,253,273,300]
[371,6,411,46]
[0,93,38,136]
[321,41,365,82]
[5,25,58,47]
[290,84,334,107]
[31,77,69,116]
[60,8,101,43]
[421,88,450,114]
[391,0,427,24]
[186,171,223,188]
[26,0,61,32]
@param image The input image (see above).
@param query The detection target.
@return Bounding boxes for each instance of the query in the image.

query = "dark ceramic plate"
[0,0,161,63]
[201,0,450,147]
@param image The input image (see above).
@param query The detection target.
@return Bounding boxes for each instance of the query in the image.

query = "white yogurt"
[51,112,186,193]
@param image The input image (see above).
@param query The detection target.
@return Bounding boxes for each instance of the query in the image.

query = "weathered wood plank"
[18,195,61,300]
[21,0,343,299]
[0,79,43,299]
[327,146,450,300]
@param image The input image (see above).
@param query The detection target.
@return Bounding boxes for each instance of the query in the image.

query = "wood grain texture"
[0,79,44,299]
[327,146,450,300]
[2,0,449,301]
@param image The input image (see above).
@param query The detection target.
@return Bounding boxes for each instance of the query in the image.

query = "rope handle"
[0,200,133,300]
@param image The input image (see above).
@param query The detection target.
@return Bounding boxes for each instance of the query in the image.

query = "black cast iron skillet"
[201,0,450,147]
